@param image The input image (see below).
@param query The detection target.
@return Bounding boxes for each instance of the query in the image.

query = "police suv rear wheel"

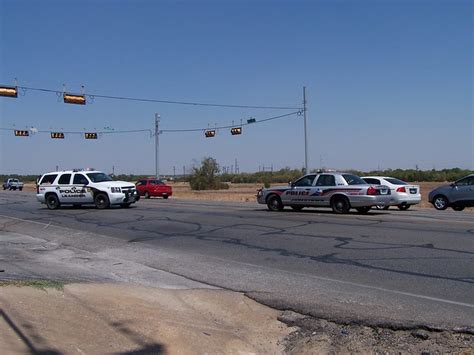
[46,194,60,210]
[95,193,110,209]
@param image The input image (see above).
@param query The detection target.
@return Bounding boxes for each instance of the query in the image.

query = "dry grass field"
[18,181,472,210]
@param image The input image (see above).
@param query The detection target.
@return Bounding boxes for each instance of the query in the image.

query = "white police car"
[36,169,139,209]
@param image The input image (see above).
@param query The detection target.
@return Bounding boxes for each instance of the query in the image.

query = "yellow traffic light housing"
[51,132,65,139]
[205,130,216,138]
[84,132,98,139]
[14,130,29,137]
[231,127,242,135]
[64,93,86,105]
[0,86,18,98]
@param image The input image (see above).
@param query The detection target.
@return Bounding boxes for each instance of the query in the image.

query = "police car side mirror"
[288,181,295,188]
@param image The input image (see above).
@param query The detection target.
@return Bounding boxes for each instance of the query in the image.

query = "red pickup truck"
[135,179,172,199]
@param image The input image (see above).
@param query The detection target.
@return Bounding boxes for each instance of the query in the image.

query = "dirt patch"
[0,283,293,354]
[279,312,473,354]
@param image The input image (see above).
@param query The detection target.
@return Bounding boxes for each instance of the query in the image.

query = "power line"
[11,85,302,110]
[161,111,302,133]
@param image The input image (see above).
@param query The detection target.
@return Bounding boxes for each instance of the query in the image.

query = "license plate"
[380,189,388,195]
[410,188,417,194]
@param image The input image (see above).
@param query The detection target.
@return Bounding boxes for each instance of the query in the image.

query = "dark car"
[136,179,172,199]
[428,174,474,211]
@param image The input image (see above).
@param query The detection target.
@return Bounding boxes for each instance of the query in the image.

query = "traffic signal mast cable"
[0,111,301,136]
[8,85,302,111]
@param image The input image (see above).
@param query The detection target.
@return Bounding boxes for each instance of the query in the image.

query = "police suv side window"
[73,174,89,185]
[58,174,71,185]
[40,174,58,185]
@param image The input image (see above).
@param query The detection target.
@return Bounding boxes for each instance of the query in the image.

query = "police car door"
[288,174,317,205]
[72,173,94,204]
[312,174,337,207]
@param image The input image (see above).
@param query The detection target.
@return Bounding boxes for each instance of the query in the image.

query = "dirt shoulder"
[1,283,472,354]
[0,283,293,354]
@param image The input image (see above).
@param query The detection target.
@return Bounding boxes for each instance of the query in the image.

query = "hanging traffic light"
[230,127,242,135]
[247,118,256,124]
[51,132,65,139]
[14,130,29,137]
[63,93,86,105]
[0,86,18,98]
[205,130,216,138]
[84,132,98,139]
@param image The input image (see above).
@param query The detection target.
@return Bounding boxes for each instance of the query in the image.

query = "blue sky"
[1,0,472,175]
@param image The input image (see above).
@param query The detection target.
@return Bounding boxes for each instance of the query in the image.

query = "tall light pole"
[303,86,308,174]
[155,113,160,179]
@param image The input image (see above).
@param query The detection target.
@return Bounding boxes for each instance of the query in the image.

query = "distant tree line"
[1,166,472,188]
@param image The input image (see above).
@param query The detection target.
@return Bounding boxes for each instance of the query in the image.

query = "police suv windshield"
[87,172,114,183]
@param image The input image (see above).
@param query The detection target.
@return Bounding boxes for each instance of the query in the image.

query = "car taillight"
[396,187,406,193]
[367,186,377,195]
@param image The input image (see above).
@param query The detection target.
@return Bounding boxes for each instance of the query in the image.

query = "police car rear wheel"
[331,196,350,214]
[46,194,60,210]
[95,193,110,209]
[267,195,283,212]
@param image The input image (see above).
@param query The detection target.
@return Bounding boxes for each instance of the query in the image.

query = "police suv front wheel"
[46,194,60,210]
[95,193,110,209]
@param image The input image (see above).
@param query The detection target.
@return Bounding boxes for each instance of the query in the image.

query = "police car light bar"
[51,132,65,139]
[205,130,216,138]
[230,127,242,135]
[0,86,18,98]
[14,130,29,137]
[63,93,86,105]
[84,132,98,139]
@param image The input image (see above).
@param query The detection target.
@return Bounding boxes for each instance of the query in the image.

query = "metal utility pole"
[303,86,308,174]
[155,113,160,179]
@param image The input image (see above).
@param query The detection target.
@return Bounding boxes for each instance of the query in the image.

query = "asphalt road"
[1,191,473,331]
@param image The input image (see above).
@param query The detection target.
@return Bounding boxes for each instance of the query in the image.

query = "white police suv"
[36,169,139,209]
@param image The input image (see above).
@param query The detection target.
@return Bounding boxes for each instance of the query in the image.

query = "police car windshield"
[87,172,114,183]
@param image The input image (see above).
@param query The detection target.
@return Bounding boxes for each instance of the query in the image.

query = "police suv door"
[56,173,73,203]
[71,173,94,204]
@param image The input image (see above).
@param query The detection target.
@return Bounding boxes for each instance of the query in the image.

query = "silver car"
[257,172,391,214]
[428,174,474,211]
[362,176,421,210]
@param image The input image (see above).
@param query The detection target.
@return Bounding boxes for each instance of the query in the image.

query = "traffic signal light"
[51,132,65,139]
[63,93,86,105]
[205,130,216,138]
[84,132,98,139]
[0,86,18,98]
[247,118,256,124]
[230,127,242,135]
[14,130,29,137]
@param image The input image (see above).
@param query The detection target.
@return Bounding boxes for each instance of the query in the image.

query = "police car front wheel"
[95,193,110,209]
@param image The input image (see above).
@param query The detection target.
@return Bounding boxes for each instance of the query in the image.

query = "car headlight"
[111,187,121,193]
